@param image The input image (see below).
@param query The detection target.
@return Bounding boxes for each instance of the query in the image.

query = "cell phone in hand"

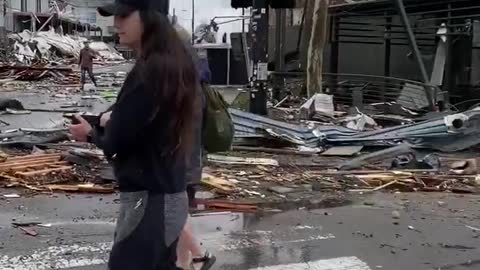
[64,114,100,126]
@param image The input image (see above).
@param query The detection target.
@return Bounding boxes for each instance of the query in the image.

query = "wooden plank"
[1,156,61,164]
[15,166,72,177]
[0,158,63,171]
[4,153,61,162]
[6,161,69,172]
[1,157,61,167]
[44,184,115,194]
[372,180,399,191]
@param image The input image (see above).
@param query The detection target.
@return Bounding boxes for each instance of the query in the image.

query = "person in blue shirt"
[175,24,216,270]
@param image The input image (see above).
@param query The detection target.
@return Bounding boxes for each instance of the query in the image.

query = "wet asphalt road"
[1,191,479,270]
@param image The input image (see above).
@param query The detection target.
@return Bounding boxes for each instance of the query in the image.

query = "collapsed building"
[326,0,480,112]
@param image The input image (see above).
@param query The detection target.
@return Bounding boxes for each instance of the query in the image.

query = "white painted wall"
[9,0,20,11]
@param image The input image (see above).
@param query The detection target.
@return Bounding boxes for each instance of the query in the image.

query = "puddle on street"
[191,211,333,253]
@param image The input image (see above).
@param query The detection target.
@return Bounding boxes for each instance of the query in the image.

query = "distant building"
[3,0,106,39]
[56,0,115,38]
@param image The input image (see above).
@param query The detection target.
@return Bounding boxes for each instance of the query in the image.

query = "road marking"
[249,256,372,270]
[0,242,111,270]
[215,233,335,251]
[201,224,335,251]
[0,225,337,269]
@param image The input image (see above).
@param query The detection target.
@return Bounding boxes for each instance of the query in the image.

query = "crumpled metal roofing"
[323,109,480,152]
[230,108,480,152]
[229,108,325,147]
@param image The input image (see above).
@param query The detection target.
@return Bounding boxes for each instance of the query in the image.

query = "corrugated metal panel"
[323,109,480,152]
[230,108,480,152]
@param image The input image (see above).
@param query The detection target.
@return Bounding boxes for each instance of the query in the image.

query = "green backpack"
[202,85,234,153]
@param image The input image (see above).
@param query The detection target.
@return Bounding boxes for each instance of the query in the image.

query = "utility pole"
[306,0,329,97]
[0,0,6,44]
[249,0,269,115]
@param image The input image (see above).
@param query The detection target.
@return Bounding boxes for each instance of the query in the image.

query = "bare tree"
[305,0,329,97]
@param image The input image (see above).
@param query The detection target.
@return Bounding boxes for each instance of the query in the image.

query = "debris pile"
[8,29,124,65]
[216,96,480,198]
[0,152,114,193]
[0,64,79,84]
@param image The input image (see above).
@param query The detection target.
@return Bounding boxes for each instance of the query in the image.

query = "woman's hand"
[100,111,112,127]
[69,115,93,142]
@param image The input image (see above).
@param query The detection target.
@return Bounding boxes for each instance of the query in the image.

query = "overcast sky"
[65,0,247,42]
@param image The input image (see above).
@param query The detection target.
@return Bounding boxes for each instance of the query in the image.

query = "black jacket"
[90,67,198,194]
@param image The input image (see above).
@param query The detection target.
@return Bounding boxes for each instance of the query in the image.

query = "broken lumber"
[0,153,71,179]
[202,173,236,193]
[44,184,115,193]
[16,166,72,177]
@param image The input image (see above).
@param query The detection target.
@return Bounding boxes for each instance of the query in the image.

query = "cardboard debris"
[300,93,335,119]
[341,113,377,131]
[321,146,364,156]
[201,173,236,193]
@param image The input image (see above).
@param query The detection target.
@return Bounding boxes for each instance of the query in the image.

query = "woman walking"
[69,0,200,269]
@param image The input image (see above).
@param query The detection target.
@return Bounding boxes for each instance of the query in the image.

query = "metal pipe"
[330,16,340,74]
[394,0,433,109]
[242,8,245,33]
[444,3,453,105]
[273,8,286,101]
[191,0,195,44]
[337,40,435,46]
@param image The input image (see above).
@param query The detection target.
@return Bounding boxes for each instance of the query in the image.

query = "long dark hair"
[137,11,199,161]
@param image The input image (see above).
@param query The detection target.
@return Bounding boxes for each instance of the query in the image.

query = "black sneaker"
[192,251,216,270]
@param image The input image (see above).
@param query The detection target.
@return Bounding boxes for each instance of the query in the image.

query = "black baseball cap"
[98,0,169,17]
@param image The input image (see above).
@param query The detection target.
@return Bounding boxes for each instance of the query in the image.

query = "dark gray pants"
[81,67,97,88]
[109,191,188,270]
